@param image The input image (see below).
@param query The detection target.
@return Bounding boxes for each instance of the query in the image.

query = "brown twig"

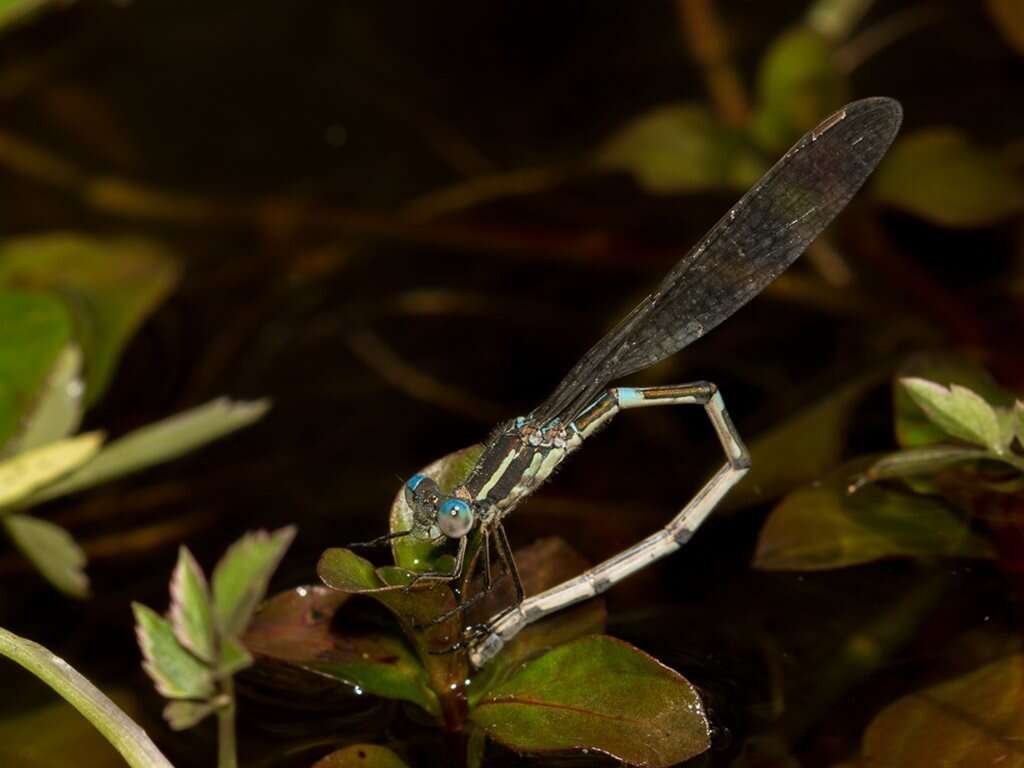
[0,128,671,268]
[676,0,751,127]
[345,329,506,423]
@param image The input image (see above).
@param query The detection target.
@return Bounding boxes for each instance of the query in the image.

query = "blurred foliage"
[755,355,1023,572]
[873,130,1024,227]
[0,235,180,406]
[860,654,1024,767]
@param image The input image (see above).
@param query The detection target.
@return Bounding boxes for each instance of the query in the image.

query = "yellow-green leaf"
[211,527,295,638]
[162,700,216,731]
[0,431,103,510]
[471,635,708,767]
[862,654,1024,767]
[3,513,88,597]
[169,547,215,663]
[894,353,1017,449]
[132,603,214,700]
[901,378,1012,454]
[29,398,270,505]
[873,129,1024,227]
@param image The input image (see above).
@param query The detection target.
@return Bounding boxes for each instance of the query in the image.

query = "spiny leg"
[494,522,525,604]
[347,530,413,549]
[399,535,469,591]
[467,381,751,668]
[414,528,507,630]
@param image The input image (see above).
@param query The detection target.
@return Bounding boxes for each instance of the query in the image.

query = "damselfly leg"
[464,381,751,667]
[413,522,523,630]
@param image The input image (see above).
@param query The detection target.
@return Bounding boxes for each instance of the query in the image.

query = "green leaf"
[470,635,709,767]
[162,700,217,731]
[469,538,607,704]
[132,603,214,700]
[593,104,763,194]
[1015,401,1024,446]
[753,460,994,571]
[857,445,992,487]
[894,354,1017,449]
[318,547,466,700]
[873,129,1024,227]
[8,345,85,453]
[862,654,1024,767]
[28,397,270,505]
[3,513,89,597]
[0,628,174,768]
[0,431,103,510]
[389,443,483,572]
[901,378,1012,454]
[0,234,181,404]
[218,637,253,677]
[169,547,216,663]
[0,290,73,453]
[752,26,849,151]
[987,0,1024,55]
[317,547,461,650]
[312,745,410,768]
[211,526,295,638]
[243,585,439,716]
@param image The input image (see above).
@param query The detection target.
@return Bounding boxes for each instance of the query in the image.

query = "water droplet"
[353,686,363,695]
[295,586,308,597]
[66,380,84,399]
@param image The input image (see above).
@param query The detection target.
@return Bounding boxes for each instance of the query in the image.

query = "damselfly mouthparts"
[390,97,902,668]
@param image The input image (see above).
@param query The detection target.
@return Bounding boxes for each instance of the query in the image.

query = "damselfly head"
[404,474,476,539]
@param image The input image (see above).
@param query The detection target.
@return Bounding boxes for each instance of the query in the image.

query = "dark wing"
[533,96,902,423]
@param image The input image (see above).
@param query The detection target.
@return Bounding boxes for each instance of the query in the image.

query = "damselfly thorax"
[460,417,585,523]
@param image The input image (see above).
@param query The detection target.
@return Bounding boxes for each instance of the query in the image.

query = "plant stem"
[217,677,238,768]
[0,626,174,768]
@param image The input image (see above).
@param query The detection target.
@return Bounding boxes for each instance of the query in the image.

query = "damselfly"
[388,97,901,668]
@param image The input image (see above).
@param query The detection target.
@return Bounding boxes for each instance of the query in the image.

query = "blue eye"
[437,498,475,538]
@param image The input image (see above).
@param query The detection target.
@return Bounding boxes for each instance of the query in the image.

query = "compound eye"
[404,474,438,507]
[437,498,475,538]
